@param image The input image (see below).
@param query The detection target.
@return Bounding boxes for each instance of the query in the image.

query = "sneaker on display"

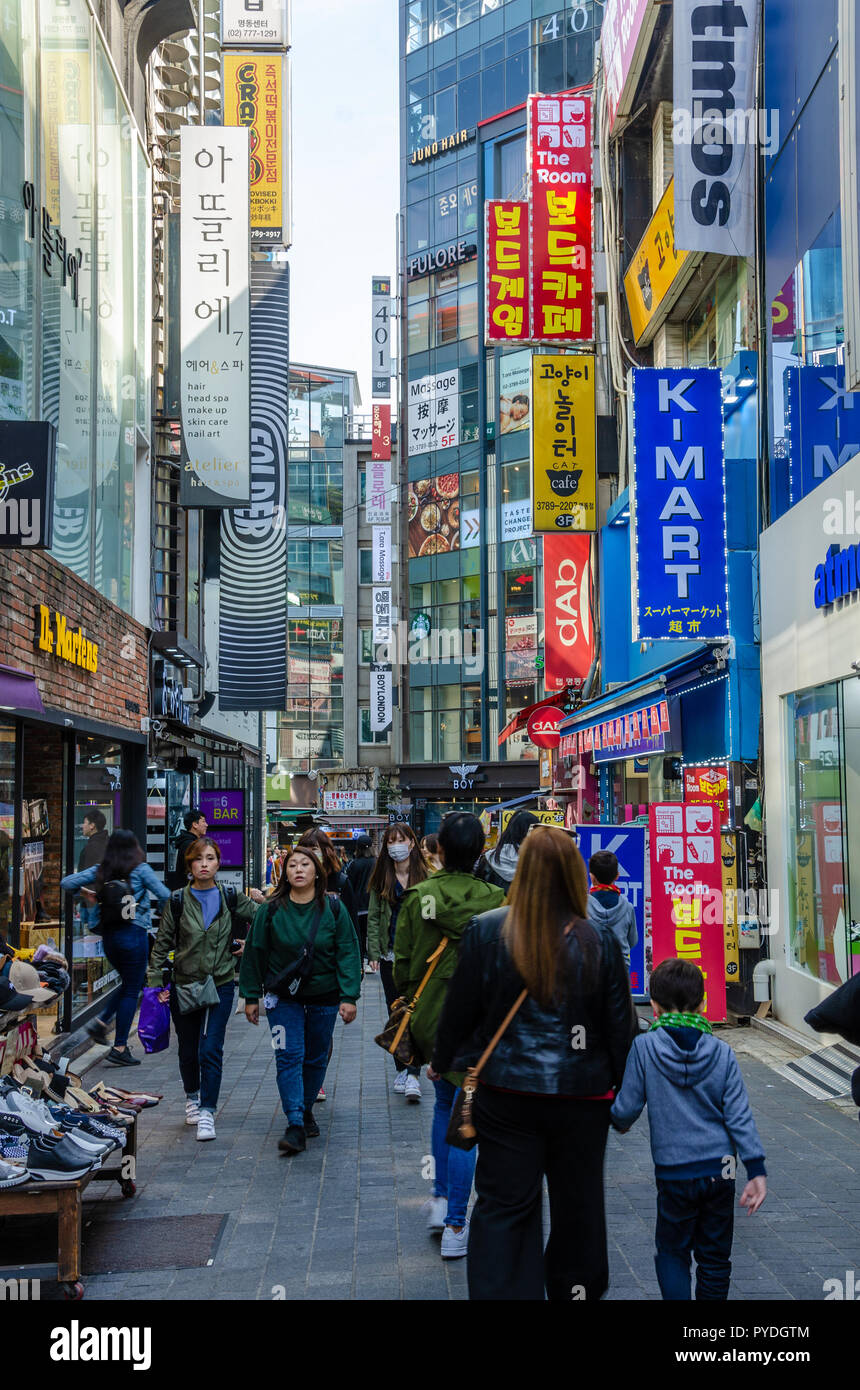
[185,1097,201,1126]
[196,1110,216,1142]
[405,1075,422,1104]
[440,1222,469,1260]
[422,1195,448,1235]
[1,1090,59,1138]
[0,1157,27,1188]
[26,1137,93,1182]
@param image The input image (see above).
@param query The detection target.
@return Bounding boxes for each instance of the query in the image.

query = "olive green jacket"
[146,884,257,990]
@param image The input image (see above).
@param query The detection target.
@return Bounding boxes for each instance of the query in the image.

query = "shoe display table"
[0,1112,137,1299]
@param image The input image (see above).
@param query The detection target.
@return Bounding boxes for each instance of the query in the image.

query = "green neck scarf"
[651,1011,713,1035]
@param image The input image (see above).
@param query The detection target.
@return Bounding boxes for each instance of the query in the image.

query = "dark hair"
[269,845,326,908]
[83,809,106,832]
[297,827,342,885]
[496,810,539,854]
[422,833,439,855]
[353,834,373,857]
[184,835,221,871]
[368,823,428,903]
[650,958,705,1013]
[95,829,144,888]
[183,808,205,831]
[589,850,619,885]
[438,812,484,874]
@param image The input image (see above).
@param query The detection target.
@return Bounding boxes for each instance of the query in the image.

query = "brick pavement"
[50,977,860,1301]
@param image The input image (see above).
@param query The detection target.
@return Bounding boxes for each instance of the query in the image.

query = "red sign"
[527,705,564,749]
[528,93,593,342]
[485,200,530,342]
[543,534,593,692]
[649,802,726,1022]
[371,404,391,460]
[684,765,730,823]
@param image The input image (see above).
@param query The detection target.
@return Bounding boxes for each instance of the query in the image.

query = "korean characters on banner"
[485,201,530,342]
[221,0,291,49]
[527,93,593,343]
[367,407,391,525]
[649,802,727,1023]
[371,405,391,461]
[372,278,392,397]
[179,127,251,507]
[543,534,593,692]
[372,526,391,583]
[531,354,596,532]
[407,370,460,456]
[684,764,731,825]
[631,368,730,640]
[222,52,291,246]
[370,663,393,734]
[372,586,392,645]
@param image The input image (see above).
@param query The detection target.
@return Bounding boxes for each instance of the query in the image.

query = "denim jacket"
[60,862,171,934]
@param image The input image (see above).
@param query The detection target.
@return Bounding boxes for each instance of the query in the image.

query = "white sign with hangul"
[372,586,392,644]
[365,456,392,524]
[221,0,290,47]
[372,525,391,583]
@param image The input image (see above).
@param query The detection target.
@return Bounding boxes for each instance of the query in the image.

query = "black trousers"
[468,1085,611,1302]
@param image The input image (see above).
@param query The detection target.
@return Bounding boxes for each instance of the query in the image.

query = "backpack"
[170,884,240,936]
[95,878,138,935]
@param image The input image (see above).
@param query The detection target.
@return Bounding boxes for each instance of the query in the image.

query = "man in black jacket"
[77,810,109,870]
[345,835,375,964]
[166,808,207,890]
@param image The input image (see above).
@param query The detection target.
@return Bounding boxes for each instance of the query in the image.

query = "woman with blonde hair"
[432,826,635,1300]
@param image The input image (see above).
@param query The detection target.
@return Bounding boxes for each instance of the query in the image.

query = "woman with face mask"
[367,826,429,1102]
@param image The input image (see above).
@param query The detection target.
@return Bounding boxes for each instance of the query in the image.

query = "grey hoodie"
[482,843,520,885]
[610,1026,767,1180]
[587,890,638,966]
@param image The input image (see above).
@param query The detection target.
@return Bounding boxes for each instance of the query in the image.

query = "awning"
[484,791,542,818]
[558,646,714,731]
[0,663,45,715]
[498,684,581,747]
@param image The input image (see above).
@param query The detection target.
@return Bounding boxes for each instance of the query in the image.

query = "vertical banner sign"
[576,824,648,997]
[531,354,596,532]
[222,52,290,246]
[721,831,741,984]
[785,364,860,506]
[528,93,593,343]
[672,0,760,257]
[603,0,657,131]
[219,259,288,710]
[649,802,727,1022]
[367,407,391,524]
[485,201,530,342]
[543,534,593,691]
[371,404,391,460]
[370,663,393,733]
[372,277,392,397]
[372,586,392,644]
[200,789,245,871]
[180,126,251,506]
[372,525,391,583]
[221,0,290,48]
[632,368,729,640]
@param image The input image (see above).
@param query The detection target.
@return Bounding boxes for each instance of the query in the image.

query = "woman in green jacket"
[148,837,258,1142]
[240,845,362,1156]
[394,813,505,1259]
[367,823,429,1101]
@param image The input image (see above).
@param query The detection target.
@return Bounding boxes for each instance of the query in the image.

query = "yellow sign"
[36,604,98,673]
[623,179,690,344]
[720,832,740,984]
[531,354,596,533]
[223,51,288,243]
[500,808,564,831]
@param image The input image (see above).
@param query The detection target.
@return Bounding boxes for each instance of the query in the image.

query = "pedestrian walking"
[396,812,506,1259]
[298,826,359,928]
[475,809,538,890]
[345,833,376,966]
[432,825,635,1297]
[611,957,767,1301]
[147,836,258,1141]
[367,824,429,1100]
[166,807,208,890]
[421,834,442,872]
[586,848,638,969]
[77,809,109,871]
[61,830,171,1065]
[239,845,361,1155]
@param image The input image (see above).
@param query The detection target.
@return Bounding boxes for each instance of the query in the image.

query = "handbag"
[445,987,528,1151]
[174,975,220,1015]
[262,902,327,1000]
[374,936,449,1069]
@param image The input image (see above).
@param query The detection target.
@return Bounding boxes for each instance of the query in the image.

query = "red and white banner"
[684,765,731,824]
[649,802,726,1022]
[528,93,593,343]
[543,535,593,692]
[485,200,530,342]
[371,404,391,460]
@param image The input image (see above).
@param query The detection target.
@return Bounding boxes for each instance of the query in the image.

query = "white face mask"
[388,841,411,863]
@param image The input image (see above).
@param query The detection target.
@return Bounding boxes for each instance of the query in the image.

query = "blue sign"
[813,542,860,608]
[632,368,729,641]
[785,364,860,506]
[575,823,647,998]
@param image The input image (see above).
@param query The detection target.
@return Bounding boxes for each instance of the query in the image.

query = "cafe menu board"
[649,801,726,1022]
[200,789,245,869]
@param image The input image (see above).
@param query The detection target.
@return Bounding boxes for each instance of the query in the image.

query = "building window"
[360,708,390,745]
[359,627,374,664]
[359,547,373,585]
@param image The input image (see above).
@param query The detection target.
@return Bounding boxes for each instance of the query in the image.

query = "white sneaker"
[393,1070,408,1094]
[196,1109,216,1142]
[404,1075,421,1104]
[185,1097,200,1126]
[441,1221,469,1259]
[422,1195,447,1234]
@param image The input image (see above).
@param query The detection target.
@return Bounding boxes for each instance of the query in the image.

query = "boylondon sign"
[410,127,474,165]
[35,604,98,674]
[407,239,477,281]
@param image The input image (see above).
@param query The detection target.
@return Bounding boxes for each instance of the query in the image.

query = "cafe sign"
[35,604,98,673]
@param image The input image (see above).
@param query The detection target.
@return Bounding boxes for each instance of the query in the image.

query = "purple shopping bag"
[137,985,171,1054]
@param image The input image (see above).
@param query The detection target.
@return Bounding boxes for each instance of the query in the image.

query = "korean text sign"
[543,534,593,691]
[485,200,530,342]
[684,765,731,823]
[222,51,290,245]
[632,368,729,640]
[531,354,596,532]
[623,179,689,344]
[407,370,459,456]
[372,277,392,397]
[221,0,289,47]
[649,802,727,1022]
[528,93,593,343]
[180,126,251,507]
[576,824,648,997]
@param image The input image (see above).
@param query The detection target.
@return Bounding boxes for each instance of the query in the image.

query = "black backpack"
[96,878,138,935]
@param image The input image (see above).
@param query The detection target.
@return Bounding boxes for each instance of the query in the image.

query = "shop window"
[0,724,14,944]
[408,297,431,354]
[359,547,373,585]
[360,707,390,745]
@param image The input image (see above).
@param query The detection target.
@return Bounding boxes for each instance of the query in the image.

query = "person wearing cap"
[345,834,376,966]
[240,844,362,1156]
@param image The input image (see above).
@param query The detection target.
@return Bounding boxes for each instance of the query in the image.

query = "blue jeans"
[169,982,235,1112]
[655,1175,735,1300]
[267,998,339,1127]
[99,926,149,1047]
[432,1077,476,1229]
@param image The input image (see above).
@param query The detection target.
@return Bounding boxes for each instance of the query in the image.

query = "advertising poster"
[499,350,531,436]
[407,369,459,456]
[813,802,845,984]
[505,614,538,686]
[649,802,727,1022]
[501,498,533,542]
[407,474,460,557]
[721,832,741,984]
[623,180,689,344]
[632,367,729,640]
[528,93,593,343]
[200,790,245,829]
[684,765,731,824]
[531,354,596,532]
[485,200,530,342]
[222,51,290,245]
[0,422,57,549]
[603,0,658,130]
[543,534,593,691]
[576,823,648,997]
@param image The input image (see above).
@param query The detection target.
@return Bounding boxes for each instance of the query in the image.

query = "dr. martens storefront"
[0,548,149,1033]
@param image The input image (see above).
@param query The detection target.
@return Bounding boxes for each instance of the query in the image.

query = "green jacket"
[238,895,362,1004]
[367,887,397,962]
[393,870,505,1079]
[147,884,258,990]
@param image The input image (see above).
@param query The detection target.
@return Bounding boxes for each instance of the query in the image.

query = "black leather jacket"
[432,907,636,1096]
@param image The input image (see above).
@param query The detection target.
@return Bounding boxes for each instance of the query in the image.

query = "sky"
[288,0,400,410]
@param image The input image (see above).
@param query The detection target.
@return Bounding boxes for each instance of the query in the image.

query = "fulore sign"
[407,239,477,282]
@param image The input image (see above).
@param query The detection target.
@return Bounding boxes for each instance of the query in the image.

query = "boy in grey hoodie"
[586,850,638,967]
[611,957,767,1300]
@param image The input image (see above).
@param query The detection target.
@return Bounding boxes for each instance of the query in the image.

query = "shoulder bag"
[374,936,449,1070]
[445,987,528,1150]
[171,886,229,1015]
